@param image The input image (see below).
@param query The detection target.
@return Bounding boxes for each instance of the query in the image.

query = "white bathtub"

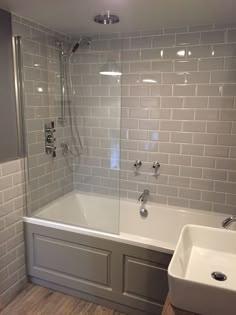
[23,191,230,254]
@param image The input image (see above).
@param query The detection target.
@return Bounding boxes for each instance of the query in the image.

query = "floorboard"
[0,283,126,315]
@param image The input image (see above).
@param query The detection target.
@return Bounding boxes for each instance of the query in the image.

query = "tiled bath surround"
[12,15,74,213]
[0,159,26,309]
[72,25,236,214]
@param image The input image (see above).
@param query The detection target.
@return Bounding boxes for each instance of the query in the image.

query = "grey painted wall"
[0,9,20,162]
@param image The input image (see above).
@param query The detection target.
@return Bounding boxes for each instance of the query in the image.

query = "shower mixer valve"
[45,121,56,157]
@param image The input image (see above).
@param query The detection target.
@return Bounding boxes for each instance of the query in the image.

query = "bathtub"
[24,191,227,254]
[23,191,229,315]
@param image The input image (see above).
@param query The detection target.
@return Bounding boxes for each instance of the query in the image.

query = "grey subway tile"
[201,31,225,44]
[176,33,200,46]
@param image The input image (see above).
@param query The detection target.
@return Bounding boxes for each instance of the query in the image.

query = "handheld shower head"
[71,42,80,53]
[68,37,91,57]
[68,41,80,57]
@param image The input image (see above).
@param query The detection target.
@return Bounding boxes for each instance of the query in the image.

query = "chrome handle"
[153,161,160,169]
[134,160,142,168]
[46,145,56,150]
[152,161,160,177]
[46,135,54,144]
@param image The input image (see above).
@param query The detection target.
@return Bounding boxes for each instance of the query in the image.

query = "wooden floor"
[0,283,126,315]
[162,296,197,315]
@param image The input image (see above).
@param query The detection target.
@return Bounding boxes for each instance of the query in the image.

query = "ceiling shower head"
[94,12,120,25]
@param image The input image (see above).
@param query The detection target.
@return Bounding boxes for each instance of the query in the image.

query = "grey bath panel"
[34,235,111,287]
[25,222,172,315]
[124,256,169,305]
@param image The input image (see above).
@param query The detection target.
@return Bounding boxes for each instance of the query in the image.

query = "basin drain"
[211,271,227,281]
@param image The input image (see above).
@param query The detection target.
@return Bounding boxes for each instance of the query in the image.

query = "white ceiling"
[0,0,235,36]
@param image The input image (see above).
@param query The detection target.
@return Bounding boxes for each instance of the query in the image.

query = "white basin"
[168,225,236,315]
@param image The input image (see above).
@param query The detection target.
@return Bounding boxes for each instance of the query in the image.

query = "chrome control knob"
[46,135,54,143]
[134,160,142,168]
[153,161,160,169]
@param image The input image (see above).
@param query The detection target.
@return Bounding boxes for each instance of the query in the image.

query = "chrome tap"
[138,189,149,218]
[152,161,160,177]
[153,161,160,170]
[133,160,142,176]
[222,216,236,229]
[138,189,149,203]
[134,160,142,169]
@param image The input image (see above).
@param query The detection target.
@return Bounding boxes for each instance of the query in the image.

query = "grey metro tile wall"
[0,159,26,310]
[74,25,236,215]
[12,15,74,214]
